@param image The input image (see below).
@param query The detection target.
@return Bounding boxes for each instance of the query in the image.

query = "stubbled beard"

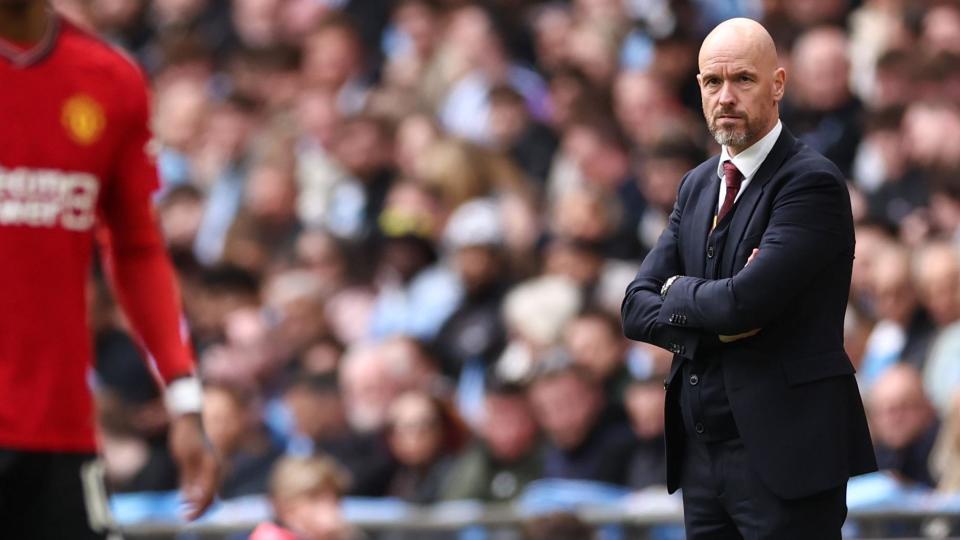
[708,113,759,149]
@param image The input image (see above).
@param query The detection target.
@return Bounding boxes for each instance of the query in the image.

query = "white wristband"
[164,376,203,417]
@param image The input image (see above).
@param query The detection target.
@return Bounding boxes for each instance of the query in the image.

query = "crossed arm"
[622,170,852,355]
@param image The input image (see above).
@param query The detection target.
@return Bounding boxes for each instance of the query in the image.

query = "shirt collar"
[717,119,783,181]
[0,13,60,68]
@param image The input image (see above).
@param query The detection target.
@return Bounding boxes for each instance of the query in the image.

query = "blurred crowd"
[56,0,960,534]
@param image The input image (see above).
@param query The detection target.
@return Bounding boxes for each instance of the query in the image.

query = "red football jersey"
[0,16,193,451]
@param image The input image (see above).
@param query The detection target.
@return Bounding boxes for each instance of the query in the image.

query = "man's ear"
[772,67,786,101]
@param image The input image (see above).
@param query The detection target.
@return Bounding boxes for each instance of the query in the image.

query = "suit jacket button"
[695,422,705,434]
[707,246,715,258]
[689,374,699,386]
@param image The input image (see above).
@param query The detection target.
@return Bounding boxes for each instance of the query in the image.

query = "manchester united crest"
[61,94,105,146]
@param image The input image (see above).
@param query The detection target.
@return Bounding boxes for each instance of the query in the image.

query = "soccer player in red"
[0,1,219,537]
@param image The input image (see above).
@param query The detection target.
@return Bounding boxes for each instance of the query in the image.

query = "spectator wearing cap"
[527,350,635,486]
[433,198,509,379]
[369,181,463,341]
[441,377,543,502]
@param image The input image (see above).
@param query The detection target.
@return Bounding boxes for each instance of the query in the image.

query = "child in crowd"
[250,455,358,540]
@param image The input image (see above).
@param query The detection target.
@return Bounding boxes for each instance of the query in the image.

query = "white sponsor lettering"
[0,166,99,231]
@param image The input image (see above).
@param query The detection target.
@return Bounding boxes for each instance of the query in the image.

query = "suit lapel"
[721,128,798,276]
[684,159,720,278]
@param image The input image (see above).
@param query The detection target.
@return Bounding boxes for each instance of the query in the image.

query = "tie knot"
[722,160,743,189]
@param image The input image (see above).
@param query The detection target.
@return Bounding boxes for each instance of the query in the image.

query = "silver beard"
[710,125,750,148]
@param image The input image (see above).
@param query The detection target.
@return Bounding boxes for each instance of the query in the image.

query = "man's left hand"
[719,249,762,342]
[169,413,220,520]
[719,328,761,343]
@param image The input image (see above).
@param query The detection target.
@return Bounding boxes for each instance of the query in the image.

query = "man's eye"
[740,75,752,83]
[706,78,720,86]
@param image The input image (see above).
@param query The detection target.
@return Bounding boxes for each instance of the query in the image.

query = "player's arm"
[657,171,853,336]
[621,173,704,359]
[99,66,218,520]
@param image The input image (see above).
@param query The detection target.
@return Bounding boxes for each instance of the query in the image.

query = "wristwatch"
[661,275,680,299]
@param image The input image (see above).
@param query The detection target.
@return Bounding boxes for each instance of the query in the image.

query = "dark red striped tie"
[718,160,743,223]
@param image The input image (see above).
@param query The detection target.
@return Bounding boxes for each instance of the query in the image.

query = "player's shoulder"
[57,16,148,91]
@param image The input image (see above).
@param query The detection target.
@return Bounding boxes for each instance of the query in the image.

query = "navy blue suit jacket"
[621,127,877,499]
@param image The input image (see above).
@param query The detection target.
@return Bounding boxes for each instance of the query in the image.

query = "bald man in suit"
[621,18,876,539]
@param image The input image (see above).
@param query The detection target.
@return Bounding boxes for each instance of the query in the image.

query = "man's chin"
[712,129,749,148]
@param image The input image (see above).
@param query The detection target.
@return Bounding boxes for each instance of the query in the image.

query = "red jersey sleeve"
[98,63,195,384]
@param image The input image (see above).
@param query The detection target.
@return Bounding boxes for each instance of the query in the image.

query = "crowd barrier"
[113,475,960,540]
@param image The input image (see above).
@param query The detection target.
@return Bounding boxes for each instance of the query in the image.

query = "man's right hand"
[169,413,220,520]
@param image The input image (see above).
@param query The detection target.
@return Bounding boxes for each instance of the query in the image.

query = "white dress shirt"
[716,119,783,213]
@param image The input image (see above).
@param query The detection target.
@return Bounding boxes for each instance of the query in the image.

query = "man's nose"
[719,81,737,107]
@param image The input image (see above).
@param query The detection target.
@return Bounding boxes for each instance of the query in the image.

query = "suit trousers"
[680,436,847,539]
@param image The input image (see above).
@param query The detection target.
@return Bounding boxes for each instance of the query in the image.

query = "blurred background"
[55,0,960,537]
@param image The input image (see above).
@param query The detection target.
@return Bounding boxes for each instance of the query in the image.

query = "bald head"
[868,364,934,450]
[699,18,779,74]
[792,27,850,110]
[697,18,785,154]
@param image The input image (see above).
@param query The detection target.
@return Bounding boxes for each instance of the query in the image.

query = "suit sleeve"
[98,68,195,384]
[621,173,703,359]
[657,170,853,336]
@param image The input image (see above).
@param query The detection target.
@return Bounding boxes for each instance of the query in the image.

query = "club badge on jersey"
[61,94,106,146]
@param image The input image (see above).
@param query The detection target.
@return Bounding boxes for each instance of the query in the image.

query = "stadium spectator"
[859,245,935,386]
[284,372,396,497]
[527,352,635,486]
[868,364,940,487]
[339,343,403,433]
[623,371,668,491]
[442,377,543,502]
[521,512,595,540]
[202,382,284,499]
[931,393,960,493]
[251,455,357,540]
[433,198,510,378]
[782,26,862,177]
[913,242,960,329]
[562,310,631,403]
[385,391,466,503]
